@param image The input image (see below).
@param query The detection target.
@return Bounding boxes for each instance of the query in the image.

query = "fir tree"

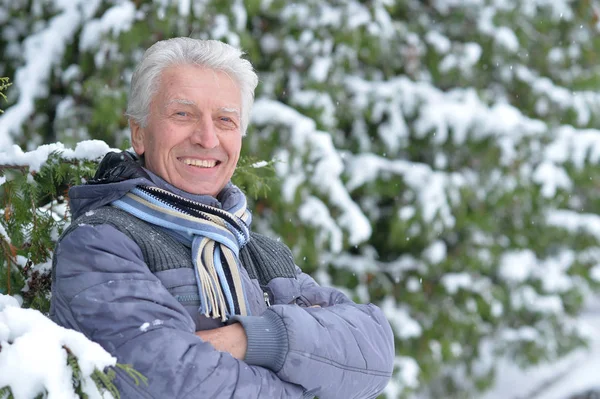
[0,75,146,397]
[2,1,600,397]
[0,148,149,398]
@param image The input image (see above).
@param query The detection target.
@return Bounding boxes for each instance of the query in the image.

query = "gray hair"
[125,38,258,135]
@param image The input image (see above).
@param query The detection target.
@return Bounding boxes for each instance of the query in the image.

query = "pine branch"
[0,165,29,173]
[116,364,148,387]
[0,77,10,91]
[0,346,146,398]
[91,370,120,399]
[0,77,10,114]
[64,346,146,398]
[0,153,97,303]
[0,157,92,173]
[233,156,277,199]
[0,386,11,399]
[0,237,15,295]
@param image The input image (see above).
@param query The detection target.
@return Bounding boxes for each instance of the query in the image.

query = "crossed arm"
[196,304,321,360]
[52,224,394,398]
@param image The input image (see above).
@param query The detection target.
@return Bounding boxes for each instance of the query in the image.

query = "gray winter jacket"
[50,165,394,398]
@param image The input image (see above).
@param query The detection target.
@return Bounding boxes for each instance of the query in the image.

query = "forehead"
[156,65,241,107]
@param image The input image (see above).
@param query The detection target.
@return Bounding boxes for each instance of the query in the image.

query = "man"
[50,38,394,398]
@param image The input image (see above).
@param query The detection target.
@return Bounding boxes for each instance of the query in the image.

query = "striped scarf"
[112,184,252,321]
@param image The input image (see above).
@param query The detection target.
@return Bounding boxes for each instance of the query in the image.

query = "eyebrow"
[165,98,195,107]
[219,107,241,119]
[164,100,240,119]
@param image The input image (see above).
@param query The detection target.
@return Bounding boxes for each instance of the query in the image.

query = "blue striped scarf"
[112,184,252,321]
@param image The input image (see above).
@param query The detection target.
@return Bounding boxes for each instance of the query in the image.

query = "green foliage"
[86,361,148,399]
[232,152,278,200]
[0,348,147,399]
[0,150,149,398]
[0,152,96,304]
[0,77,10,113]
[3,0,600,397]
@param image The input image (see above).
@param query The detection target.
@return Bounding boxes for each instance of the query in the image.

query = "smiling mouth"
[180,158,220,168]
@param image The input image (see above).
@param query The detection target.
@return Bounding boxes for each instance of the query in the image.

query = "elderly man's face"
[130,65,242,196]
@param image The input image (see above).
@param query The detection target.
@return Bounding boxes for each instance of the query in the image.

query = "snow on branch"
[346,152,464,234]
[0,295,116,398]
[345,75,547,163]
[0,0,102,149]
[384,355,420,399]
[298,196,344,253]
[80,2,136,51]
[345,73,600,205]
[79,1,136,68]
[515,66,600,127]
[532,126,600,197]
[546,209,600,241]
[544,125,600,169]
[499,249,576,294]
[252,98,372,246]
[0,140,115,172]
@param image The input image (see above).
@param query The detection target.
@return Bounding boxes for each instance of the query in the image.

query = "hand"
[196,323,247,360]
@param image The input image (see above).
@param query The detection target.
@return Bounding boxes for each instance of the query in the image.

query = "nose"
[191,116,219,149]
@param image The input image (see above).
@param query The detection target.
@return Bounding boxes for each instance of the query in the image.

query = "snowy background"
[2,0,600,398]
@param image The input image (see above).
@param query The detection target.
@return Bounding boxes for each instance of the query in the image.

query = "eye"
[219,116,238,126]
[175,111,188,117]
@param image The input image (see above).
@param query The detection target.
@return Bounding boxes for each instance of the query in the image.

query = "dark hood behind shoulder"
[89,150,149,184]
[68,151,152,220]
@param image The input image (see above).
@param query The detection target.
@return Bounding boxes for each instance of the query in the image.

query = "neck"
[142,167,223,208]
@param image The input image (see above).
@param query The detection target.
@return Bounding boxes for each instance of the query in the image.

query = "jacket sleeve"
[50,224,306,399]
[233,266,395,399]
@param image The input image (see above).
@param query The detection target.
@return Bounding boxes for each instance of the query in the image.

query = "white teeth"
[182,158,217,168]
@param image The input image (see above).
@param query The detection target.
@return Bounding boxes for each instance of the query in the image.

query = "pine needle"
[0,77,11,113]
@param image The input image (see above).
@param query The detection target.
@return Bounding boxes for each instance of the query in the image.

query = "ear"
[130,120,145,156]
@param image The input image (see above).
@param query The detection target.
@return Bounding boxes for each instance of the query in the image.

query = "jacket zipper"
[263,291,271,307]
